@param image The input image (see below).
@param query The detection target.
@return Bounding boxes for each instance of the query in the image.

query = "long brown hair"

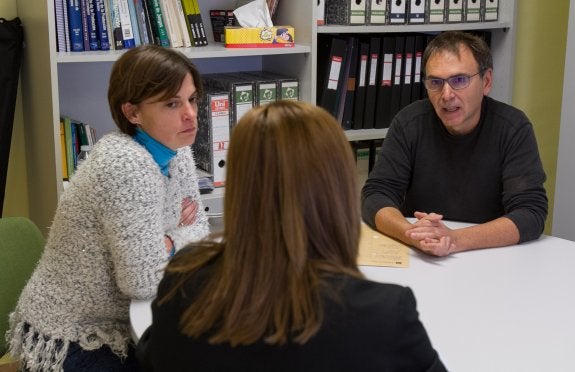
[161,101,362,346]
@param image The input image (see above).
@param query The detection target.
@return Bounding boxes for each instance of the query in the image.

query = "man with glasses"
[362,31,548,256]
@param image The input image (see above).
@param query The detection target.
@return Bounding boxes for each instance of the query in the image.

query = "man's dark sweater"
[362,97,548,243]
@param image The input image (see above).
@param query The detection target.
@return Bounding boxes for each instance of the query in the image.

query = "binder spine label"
[358,55,368,87]
[327,56,343,90]
[381,54,393,86]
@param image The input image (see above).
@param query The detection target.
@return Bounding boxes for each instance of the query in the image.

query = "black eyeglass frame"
[423,70,485,91]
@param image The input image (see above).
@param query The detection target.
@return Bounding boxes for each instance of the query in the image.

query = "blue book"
[118,0,136,48]
[93,0,111,50]
[82,0,99,50]
[66,0,84,51]
[127,0,141,46]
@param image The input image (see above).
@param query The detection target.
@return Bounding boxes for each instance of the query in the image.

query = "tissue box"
[225,26,295,48]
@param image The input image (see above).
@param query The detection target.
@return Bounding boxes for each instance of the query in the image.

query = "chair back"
[0,217,44,355]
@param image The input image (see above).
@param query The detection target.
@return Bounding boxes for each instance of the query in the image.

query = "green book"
[146,0,170,47]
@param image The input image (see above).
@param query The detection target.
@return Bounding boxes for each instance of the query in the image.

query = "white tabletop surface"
[131,223,575,372]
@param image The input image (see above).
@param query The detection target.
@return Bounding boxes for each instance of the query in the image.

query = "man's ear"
[482,68,493,96]
[121,102,140,124]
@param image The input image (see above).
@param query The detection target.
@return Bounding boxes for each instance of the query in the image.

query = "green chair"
[0,217,44,370]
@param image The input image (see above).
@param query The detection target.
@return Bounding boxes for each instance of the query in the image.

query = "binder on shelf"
[325,0,366,25]
[239,72,278,107]
[465,0,481,22]
[350,0,367,24]
[446,0,463,23]
[388,35,405,123]
[368,0,387,24]
[317,35,349,119]
[341,36,359,130]
[203,73,255,127]
[209,9,227,42]
[483,0,499,21]
[427,0,445,23]
[253,71,300,101]
[317,0,325,25]
[408,0,426,24]
[411,34,425,102]
[389,0,406,24]
[193,89,231,188]
[352,39,370,130]
[374,36,395,129]
[400,35,415,110]
[362,36,381,129]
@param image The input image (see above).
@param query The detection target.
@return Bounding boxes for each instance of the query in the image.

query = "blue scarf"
[134,128,176,177]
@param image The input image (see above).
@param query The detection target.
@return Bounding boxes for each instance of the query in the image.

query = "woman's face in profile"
[131,73,200,150]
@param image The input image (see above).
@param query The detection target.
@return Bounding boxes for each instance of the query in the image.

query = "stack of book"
[55,0,209,52]
[60,115,97,179]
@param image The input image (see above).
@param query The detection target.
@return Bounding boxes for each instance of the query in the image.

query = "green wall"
[513,1,569,233]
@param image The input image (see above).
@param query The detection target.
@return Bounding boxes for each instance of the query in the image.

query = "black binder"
[388,35,405,122]
[411,34,425,102]
[341,36,359,130]
[352,39,370,130]
[317,35,349,119]
[0,18,24,214]
[400,35,415,110]
[374,36,396,129]
[362,36,381,129]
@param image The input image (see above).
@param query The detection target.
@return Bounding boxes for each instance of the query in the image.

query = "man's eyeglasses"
[423,71,483,91]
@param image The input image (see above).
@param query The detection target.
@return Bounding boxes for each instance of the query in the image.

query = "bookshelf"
[316,1,517,141]
[15,0,516,233]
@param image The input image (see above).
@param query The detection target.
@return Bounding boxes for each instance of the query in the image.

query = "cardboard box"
[225,26,295,48]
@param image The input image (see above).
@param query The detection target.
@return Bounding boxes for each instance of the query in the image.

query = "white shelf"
[318,21,512,34]
[56,44,311,63]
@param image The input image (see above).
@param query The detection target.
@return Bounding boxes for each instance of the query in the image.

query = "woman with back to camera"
[7,45,209,371]
[136,100,447,371]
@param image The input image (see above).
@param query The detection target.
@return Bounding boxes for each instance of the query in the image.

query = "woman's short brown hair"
[108,45,203,136]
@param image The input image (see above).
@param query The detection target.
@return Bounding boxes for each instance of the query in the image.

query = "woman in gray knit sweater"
[7,45,210,371]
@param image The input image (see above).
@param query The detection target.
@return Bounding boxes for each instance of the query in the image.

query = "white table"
[131,225,575,372]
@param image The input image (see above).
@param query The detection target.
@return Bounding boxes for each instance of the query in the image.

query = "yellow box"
[225,26,295,48]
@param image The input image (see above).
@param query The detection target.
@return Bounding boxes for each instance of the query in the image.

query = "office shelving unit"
[14,0,515,233]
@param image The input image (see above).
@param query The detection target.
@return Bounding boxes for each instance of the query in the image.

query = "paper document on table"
[358,224,409,268]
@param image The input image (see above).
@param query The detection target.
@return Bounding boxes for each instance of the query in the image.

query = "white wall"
[552,0,575,240]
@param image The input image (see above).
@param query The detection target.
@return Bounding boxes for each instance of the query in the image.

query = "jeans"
[62,342,140,372]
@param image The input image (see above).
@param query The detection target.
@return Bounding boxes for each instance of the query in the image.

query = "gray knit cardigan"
[7,131,209,371]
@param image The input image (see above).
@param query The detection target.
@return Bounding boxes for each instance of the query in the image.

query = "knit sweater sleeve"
[361,115,414,229]
[91,136,174,299]
[498,115,548,243]
[164,146,210,250]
